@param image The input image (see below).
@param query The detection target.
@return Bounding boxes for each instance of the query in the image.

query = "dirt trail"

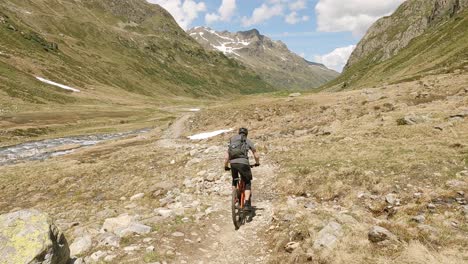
[186,164,276,264]
[161,114,277,263]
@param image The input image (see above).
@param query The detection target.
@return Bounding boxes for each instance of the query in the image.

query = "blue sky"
[148,0,405,71]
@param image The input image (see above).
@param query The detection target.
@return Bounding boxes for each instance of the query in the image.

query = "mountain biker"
[224,127,260,211]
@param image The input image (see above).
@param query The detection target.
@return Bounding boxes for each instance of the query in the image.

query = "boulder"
[368,226,397,243]
[313,221,343,249]
[0,209,70,264]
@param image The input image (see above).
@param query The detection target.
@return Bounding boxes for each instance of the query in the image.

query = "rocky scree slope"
[325,0,468,90]
[0,0,272,106]
[188,27,339,90]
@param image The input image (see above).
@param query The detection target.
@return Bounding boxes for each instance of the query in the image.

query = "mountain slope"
[0,0,272,106]
[324,0,468,90]
[188,27,339,90]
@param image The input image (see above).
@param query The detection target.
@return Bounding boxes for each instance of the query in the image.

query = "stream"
[0,128,151,166]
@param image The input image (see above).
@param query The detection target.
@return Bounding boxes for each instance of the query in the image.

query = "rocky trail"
[157,113,277,264]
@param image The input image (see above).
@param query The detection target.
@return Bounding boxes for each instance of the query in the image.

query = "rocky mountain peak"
[187,27,338,89]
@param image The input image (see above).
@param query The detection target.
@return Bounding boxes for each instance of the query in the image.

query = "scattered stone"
[130,193,145,201]
[455,170,468,177]
[89,250,107,262]
[427,203,436,210]
[172,232,185,237]
[289,93,301,97]
[313,221,343,249]
[446,180,467,189]
[397,114,430,125]
[0,209,70,264]
[104,255,117,262]
[143,238,153,243]
[294,130,308,137]
[146,246,155,252]
[97,232,120,247]
[284,241,300,253]
[462,205,468,216]
[411,215,426,224]
[124,245,139,252]
[101,214,151,238]
[304,201,316,210]
[70,235,92,256]
[368,226,397,243]
[385,193,397,205]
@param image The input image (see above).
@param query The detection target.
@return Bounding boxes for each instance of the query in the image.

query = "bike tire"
[232,189,241,230]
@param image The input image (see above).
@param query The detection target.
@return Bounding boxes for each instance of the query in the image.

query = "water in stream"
[0,128,151,166]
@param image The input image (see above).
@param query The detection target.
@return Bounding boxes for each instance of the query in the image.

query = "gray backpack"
[228,135,248,159]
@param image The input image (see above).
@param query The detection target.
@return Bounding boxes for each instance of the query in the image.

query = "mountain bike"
[230,164,256,230]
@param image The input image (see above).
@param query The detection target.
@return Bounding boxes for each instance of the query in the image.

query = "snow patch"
[36,77,80,92]
[188,129,233,140]
[189,108,201,112]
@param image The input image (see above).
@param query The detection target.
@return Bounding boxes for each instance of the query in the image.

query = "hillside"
[1,72,467,263]
[0,0,272,145]
[188,27,339,90]
[324,0,468,90]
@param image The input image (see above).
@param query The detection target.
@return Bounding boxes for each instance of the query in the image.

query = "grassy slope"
[188,72,468,263]
[324,9,468,91]
[0,0,272,145]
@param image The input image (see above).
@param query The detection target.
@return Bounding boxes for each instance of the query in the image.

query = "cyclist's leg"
[231,165,240,191]
[239,164,253,201]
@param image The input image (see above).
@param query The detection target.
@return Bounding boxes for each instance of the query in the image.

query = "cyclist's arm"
[252,149,260,165]
[224,151,230,167]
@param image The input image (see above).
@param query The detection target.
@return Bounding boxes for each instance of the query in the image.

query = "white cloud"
[289,0,307,11]
[241,0,310,27]
[315,0,406,36]
[148,0,206,30]
[285,11,309,25]
[314,45,356,72]
[241,3,284,27]
[205,0,237,24]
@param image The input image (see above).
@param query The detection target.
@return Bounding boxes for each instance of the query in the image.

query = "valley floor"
[0,72,467,263]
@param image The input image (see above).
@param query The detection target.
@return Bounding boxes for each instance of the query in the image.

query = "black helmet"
[239,127,248,136]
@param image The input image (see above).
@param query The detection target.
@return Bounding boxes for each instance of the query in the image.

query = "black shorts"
[231,163,252,190]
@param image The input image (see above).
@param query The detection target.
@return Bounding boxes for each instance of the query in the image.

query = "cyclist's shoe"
[244,200,252,211]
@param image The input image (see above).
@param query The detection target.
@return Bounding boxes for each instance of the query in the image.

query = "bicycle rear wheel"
[232,188,242,230]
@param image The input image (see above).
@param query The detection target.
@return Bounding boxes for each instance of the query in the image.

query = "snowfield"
[188,129,233,140]
[36,77,81,92]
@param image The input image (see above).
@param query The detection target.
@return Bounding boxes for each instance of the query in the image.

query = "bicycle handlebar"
[225,164,259,171]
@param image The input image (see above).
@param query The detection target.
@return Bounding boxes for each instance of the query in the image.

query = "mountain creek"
[0,128,151,166]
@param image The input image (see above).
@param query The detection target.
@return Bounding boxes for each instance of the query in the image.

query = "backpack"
[228,134,249,159]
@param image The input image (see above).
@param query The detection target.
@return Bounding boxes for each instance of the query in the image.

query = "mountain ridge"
[188,26,339,90]
[325,0,468,90]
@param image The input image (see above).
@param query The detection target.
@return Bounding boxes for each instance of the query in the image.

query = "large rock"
[101,214,151,238]
[313,221,343,249]
[69,235,92,256]
[0,209,70,264]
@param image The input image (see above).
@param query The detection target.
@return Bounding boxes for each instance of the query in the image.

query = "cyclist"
[224,127,260,211]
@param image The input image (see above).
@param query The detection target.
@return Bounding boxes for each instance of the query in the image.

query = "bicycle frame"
[237,178,246,209]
